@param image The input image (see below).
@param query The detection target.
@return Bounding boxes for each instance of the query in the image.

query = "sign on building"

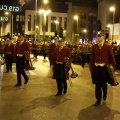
[0,5,22,12]
[0,16,8,21]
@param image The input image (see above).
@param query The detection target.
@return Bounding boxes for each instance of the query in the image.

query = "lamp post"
[74,15,78,34]
[35,0,37,41]
[39,9,51,44]
[73,15,79,43]
[5,11,13,38]
[43,0,48,4]
[109,6,115,41]
[54,20,59,30]
[39,0,50,44]
[83,29,87,38]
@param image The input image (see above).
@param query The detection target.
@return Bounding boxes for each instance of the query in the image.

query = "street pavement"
[0,55,120,120]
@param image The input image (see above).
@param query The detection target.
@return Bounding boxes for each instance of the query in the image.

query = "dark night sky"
[0,0,98,12]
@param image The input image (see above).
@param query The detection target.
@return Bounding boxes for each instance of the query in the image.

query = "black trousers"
[32,50,38,58]
[55,64,67,93]
[16,56,28,85]
[93,66,107,103]
[5,54,12,72]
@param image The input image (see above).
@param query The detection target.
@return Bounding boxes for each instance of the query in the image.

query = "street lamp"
[83,29,87,37]
[107,24,111,28]
[109,6,115,41]
[35,0,38,41]
[5,11,13,38]
[54,20,59,30]
[39,9,51,43]
[38,0,50,44]
[83,29,87,33]
[43,0,48,4]
[74,15,78,33]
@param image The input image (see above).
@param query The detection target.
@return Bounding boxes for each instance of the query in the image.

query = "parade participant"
[48,37,58,67]
[89,30,116,106]
[52,38,71,96]
[14,35,30,87]
[4,38,14,72]
[0,41,5,57]
[31,40,39,59]
[41,42,48,60]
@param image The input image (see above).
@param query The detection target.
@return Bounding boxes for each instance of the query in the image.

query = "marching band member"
[14,35,30,87]
[89,30,116,106]
[41,42,48,60]
[52,38,71,96]
[48,37,58,67]
[4,38,14,72]
[31,40,39,59]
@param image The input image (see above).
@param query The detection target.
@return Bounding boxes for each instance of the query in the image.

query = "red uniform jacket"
[31,43,39,50]
[4,43,14,56]
[42,44,47,50]
[48,43,56,59]
[53,46,71,80]
[90,43,116,84]
[14,41,30,61]
[48,43,57,64]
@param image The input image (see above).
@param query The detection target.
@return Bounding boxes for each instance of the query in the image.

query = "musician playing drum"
[14,35,30,87]
[52,38,71,96]
[89,30,116,106]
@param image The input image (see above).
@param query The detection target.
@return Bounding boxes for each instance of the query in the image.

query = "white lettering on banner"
[14,7,19,12]
[0,5,7,10]
[0,5,21,12]
[9,6,13,11]
[0,17,8,21]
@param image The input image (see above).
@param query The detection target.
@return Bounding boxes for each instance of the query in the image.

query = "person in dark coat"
[89,30,116,106]
[41,42,48,60]
[4,38,14,72]
[52,38,71,96]
[14,35,30,87]
[48,37,58,67]
[31,40,39,59]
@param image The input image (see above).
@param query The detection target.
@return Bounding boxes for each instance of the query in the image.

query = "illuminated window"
[16,15,24,21]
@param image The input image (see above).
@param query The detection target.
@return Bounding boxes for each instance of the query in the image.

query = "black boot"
[55,92,62,96]
[93,101,101,106]
[63,89,67,94]
[103,94,107,101]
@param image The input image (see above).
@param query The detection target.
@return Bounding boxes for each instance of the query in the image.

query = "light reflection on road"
[0,65,4,95]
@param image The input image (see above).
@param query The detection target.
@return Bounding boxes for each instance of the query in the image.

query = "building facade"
[72,5,97,41]
[25,10,67,37]
[98,0,120,40]
[0,1,98,43]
